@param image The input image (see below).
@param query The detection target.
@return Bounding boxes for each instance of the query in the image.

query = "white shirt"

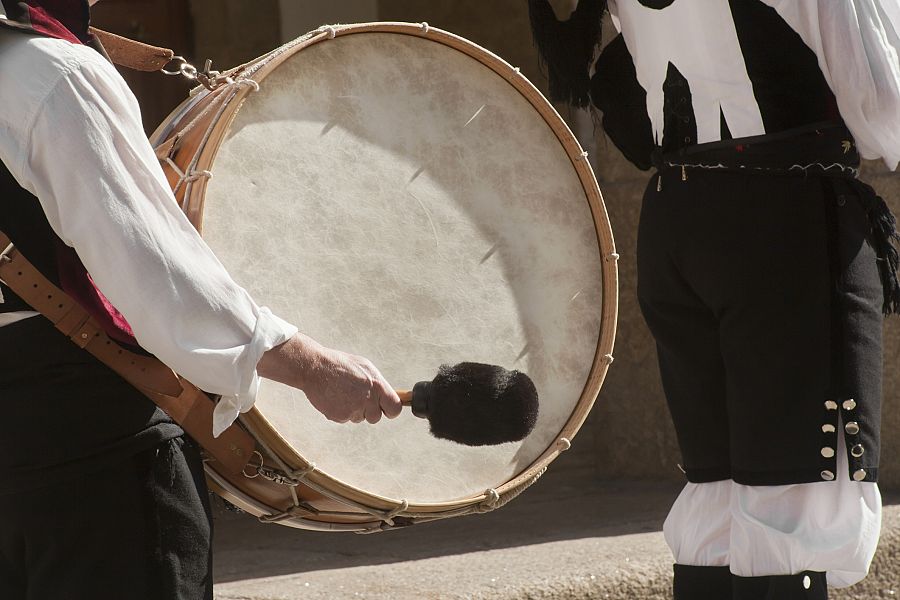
[0,28,298,436]
[608,0,900,170]
[761,0,900,170]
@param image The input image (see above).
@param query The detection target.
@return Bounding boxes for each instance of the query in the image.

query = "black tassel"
[857,182,900,315]
[527,0,606,108]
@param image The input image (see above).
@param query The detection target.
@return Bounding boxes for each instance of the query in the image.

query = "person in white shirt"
[529,1,900,598]
[0,1,400,598]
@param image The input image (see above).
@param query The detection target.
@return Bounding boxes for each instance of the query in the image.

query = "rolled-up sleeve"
[16,47,297,436]
[762,0,900,170]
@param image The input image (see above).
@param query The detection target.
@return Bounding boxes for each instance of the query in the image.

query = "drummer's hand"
[258,333,402,424]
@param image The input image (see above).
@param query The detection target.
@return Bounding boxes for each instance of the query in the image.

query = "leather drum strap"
[89,27,175,72]
[0,232,256,476]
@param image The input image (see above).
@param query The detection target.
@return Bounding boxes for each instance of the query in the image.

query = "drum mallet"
[397,362,539,446]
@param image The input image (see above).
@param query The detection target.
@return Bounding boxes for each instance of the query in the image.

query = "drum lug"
[161,56,233,91]
[356,516,417,534]
[242,450,315,486]
[196,59,234,91]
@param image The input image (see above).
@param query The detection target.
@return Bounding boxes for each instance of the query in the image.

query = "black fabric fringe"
[855,181,900,315]
[527,0,606,108]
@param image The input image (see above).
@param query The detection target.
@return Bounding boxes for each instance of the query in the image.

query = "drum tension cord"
[235,434,573,532]
[240,448,413,529]
[153,71,259,202]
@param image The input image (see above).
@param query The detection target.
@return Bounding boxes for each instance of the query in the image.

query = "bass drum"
[151,22,618,532]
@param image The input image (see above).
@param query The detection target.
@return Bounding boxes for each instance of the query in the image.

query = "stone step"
[212,474,900,599]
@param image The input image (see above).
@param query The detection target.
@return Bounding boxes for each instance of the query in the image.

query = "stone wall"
[866,163,900,489]
[377,0,544,86]
[279,0,378,42]
[189,0,282,68]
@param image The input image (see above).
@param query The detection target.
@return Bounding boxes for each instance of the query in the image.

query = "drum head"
[199,27,610,504]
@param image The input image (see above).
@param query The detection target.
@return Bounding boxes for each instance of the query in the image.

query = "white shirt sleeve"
[14,45,297,437]
[761,0,900,170]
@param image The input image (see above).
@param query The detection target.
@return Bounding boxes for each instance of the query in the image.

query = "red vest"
[0,0,91,44]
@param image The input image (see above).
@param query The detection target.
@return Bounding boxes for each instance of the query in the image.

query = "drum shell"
[151,22,618,530]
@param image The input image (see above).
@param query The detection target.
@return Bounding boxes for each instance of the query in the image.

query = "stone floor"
[212,472,900,599]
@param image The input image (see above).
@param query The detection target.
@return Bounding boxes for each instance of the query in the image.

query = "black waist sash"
[651,122,900,315]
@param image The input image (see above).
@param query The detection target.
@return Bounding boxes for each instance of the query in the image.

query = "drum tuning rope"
[242,28,328,82]
[420,22,430,35]
[380,500,409,526]
[408,467,549,524]
[240,419,418,531]
[163,156,211,197]
[157,76,262,204]
[258,507,314,524]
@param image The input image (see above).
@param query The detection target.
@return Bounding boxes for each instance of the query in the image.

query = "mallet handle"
[398,390,413,406]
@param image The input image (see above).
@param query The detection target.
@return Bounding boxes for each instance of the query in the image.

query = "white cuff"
[212,307,297,437]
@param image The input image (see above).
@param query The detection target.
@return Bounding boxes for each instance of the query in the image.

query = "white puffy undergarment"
[664,418,881,588]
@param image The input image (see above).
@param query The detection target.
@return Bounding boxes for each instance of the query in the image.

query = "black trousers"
[637,168,883,485]
[0,436,213,600]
